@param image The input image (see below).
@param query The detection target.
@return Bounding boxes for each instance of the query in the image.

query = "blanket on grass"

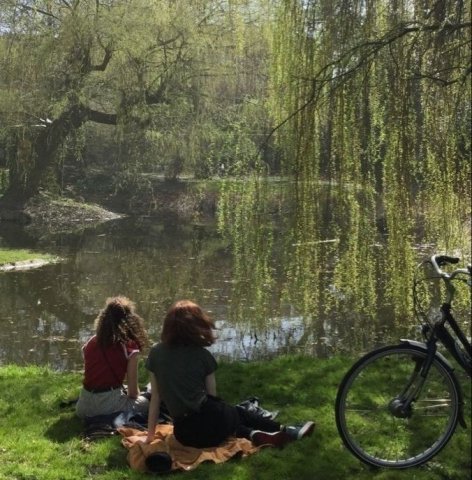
[119,424,260,474]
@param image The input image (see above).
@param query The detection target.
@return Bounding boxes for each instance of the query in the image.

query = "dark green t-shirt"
[145,343,217,418]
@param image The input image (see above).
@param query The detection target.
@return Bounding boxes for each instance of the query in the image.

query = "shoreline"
[0,248,58,271]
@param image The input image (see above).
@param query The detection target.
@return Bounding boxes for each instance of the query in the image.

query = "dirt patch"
[23,194,123,234]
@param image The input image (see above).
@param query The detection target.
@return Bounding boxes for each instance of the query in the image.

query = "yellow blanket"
[119,424,260,473]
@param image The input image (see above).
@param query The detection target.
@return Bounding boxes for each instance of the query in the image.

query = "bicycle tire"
[335,344,460,468]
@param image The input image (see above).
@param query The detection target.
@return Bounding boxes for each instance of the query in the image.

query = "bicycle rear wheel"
[335,344,460,468]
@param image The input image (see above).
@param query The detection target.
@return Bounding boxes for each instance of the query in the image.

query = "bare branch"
[412,65,472,86]
[19,3,60,20]
[83,108,117,125]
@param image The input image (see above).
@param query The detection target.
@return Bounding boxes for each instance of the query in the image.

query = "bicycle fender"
[399,339,467,429]
[399,339,454,369]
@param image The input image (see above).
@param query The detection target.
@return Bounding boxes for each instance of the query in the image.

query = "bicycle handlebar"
[429,254,471,303]
[413,254,470,323]
[431,255,459,273]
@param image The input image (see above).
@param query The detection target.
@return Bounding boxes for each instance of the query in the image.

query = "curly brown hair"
[161,300,216,347]
[95,296,148,349]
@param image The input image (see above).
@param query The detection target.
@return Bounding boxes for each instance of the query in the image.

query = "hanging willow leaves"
[218,176,276,327]
[268,0,471,320]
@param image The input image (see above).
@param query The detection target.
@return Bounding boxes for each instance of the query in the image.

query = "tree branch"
[84,108,117,125]
[90,45,113,71]
[311,21,471,87]
[412,65,472,86]
[19,4,60,20]
[259,20,471,161]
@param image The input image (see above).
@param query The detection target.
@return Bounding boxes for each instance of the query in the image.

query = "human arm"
[205,372,217,396]
[126,353,140,399]
[145,372,161,443]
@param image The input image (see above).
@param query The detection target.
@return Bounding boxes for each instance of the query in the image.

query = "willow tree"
[0,0,256,212]
[269,0,471,317]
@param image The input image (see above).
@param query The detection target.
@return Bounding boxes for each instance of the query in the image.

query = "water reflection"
[1,218,216,368]
[0,182,470,371]
[218,178,470,360]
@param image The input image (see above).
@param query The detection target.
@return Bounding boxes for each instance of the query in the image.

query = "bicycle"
[335,254,471,468]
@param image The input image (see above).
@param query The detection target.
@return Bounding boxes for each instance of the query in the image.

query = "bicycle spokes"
[336,345,459,468]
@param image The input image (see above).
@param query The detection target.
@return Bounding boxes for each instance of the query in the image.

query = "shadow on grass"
[44,413,83,442]
[105,442,132,470]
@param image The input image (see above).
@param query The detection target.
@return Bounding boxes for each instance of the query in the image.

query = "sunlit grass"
[0,248,55,265]
[0,356,469,480]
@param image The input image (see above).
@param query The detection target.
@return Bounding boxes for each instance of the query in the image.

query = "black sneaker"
[284,421,315,440]
[236,398,279,420]
[250,430,292,448]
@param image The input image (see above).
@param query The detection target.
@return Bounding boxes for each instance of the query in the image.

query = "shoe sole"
[251,430,292,448]
[297,421,315,439]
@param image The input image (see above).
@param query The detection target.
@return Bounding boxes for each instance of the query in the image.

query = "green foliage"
[212,0,471,339]
[270,0,470,198]
[218,177,276,325]
[0,1,275,200]
[259,0,471,320]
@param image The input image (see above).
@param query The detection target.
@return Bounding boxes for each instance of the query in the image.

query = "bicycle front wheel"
[335,344,460,468]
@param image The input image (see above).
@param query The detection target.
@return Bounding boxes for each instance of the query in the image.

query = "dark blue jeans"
[173,395,281,448]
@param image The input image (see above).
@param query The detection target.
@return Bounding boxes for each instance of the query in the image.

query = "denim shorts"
[75,387,149,419]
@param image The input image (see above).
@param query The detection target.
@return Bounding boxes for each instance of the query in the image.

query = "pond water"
[0,184,470,371]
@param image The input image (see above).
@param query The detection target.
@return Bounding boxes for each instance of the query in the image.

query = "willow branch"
[257,20,471,164]
[311,21,471,87]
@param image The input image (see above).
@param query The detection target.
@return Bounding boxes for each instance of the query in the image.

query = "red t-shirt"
[82,335,140,390]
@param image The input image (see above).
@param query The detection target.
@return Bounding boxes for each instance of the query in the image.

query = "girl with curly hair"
[144,300,314,448]
[76,296,150,419]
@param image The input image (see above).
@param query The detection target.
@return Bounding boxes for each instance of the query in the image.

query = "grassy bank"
[0,248,58,273]
[0,356,469,480]
[0,248,55,266]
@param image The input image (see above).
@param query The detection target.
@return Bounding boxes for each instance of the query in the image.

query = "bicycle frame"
[397,255,472,426]
[434,303,472,377]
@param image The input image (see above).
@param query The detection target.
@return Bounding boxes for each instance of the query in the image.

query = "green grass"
[0,356,469,480]
[0,248,55,265]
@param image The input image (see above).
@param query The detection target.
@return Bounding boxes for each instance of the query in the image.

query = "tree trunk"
[0,105,116,219]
